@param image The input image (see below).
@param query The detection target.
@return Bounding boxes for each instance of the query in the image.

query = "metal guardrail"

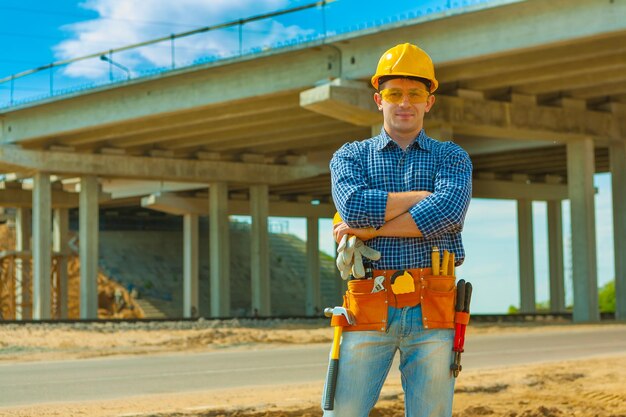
[0,0,491,110]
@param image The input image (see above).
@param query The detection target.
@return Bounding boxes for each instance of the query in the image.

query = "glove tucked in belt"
[336,235,381,279]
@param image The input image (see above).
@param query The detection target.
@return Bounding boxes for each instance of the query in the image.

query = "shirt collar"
[374,128,429,152]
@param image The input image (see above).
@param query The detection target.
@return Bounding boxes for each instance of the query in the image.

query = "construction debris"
[0,224,143,320]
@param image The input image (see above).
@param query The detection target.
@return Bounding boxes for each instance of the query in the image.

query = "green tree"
[598,280,616,313]
[507,305,519,314]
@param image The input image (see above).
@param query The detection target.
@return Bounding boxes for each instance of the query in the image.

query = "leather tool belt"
[331,267,458,332]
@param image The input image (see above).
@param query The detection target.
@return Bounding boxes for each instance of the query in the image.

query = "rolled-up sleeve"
[330,144,387,229]
[409,145,472,239]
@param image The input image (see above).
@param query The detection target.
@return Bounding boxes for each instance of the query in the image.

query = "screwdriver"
[449,252,455,276]
[441,250,450,275]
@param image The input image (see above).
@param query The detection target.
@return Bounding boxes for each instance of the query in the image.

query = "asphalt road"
[0,326,624,407]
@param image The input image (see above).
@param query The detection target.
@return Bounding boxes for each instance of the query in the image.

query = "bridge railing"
[0,0,490,110]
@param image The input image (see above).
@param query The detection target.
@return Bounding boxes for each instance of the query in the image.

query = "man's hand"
[333,221,377,244]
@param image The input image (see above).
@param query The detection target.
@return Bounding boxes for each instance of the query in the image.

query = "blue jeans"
[322,305,455,417]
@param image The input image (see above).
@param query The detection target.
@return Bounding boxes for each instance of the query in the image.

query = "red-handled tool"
[451,280,472,377]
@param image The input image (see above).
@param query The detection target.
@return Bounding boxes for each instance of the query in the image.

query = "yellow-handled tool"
[323,306,355,411]
[431,246,440,276]
[441,250,450,275]
[449,252,455,276]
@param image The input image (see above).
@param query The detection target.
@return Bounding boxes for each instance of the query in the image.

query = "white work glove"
[336,235,381,279]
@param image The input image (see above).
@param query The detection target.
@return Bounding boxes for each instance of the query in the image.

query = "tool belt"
[331,267,458,332]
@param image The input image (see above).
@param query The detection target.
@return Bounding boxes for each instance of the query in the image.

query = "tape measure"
[390,270,415,295]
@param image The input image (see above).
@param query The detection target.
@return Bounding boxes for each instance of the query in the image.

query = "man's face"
[373,78,435,140]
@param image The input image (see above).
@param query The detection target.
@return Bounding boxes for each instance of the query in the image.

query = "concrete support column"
[610,140,626,319]
[567,139,599,322]
[306,216,321,316]
[210,182,230,317]
[80,175,99,319]
[371,123,383,137]
[547,201,565,313]
[53,208,69,319]
[250,184,270,316]
[517,199,536,313]
[183,213,199,318]
[15,208,31,320]
[32,173,51,320]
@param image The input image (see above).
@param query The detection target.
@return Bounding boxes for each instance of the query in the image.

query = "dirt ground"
[0,320,624,362]
[1,353,624,417]
[0,322,625,417]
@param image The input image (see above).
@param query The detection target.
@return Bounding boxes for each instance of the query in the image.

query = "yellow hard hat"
[371,43,438,93]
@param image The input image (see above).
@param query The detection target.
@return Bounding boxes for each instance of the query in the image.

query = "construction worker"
[326,43,472,416]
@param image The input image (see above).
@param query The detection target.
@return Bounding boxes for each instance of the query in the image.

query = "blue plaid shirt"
[330,128,472,269]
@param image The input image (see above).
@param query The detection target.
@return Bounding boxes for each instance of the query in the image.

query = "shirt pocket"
[367,159,395,191]
[409,169,435,192]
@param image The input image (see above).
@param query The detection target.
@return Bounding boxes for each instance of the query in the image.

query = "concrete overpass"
[0,0,624,321]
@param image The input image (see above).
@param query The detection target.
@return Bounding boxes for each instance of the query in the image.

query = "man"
[326,43,472,416]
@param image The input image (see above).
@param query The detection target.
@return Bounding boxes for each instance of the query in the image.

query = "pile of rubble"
[0,223,143,319]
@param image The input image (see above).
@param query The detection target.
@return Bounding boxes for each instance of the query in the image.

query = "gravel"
[0,317,330,332]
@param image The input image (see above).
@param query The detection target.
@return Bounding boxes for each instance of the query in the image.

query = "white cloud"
[54,0,314,79]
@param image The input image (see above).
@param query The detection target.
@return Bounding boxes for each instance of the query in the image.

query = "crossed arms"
[333,191,430,242]
[330,144,472,243]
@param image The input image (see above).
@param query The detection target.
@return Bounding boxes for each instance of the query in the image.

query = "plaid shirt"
[330,128,472,269]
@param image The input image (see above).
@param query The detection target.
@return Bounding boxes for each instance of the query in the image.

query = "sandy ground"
[1,322,625,417]
[1,354,625,417]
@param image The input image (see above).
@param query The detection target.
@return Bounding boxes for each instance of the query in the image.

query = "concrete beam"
[32,173,51,320]
[209,182,230,317]
[79,175,99,319]
[183,213,199,318]
[300,81,616,142]
[570,81,626,100]
[518,67,626,95]
[430,96,617,142]
[2,0,624,152]
[464,52,626,90]
[0,187,109,208]
[59,94,298,147]
[340,0,626,83]
[3,48,339,143]
[215,126,364,154]
[610,140,626,319]
[517,199,536,313]
[163,115,339,151]
[124,111,321,150]
[472,179,568,201]
[141,192,335,218]
[300,80,380,126]
[250,184,270,316]
[0,146,321,184]
[567,139,599,322]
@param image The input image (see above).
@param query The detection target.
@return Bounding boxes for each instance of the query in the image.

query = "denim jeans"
[322,304,455,417]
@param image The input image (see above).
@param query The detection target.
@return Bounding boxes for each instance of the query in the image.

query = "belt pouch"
[340,279,388,332]
[420,275,456,329]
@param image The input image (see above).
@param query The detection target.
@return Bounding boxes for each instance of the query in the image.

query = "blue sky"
[0,0,617,313]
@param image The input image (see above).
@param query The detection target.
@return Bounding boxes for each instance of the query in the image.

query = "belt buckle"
[390,270,416,295]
